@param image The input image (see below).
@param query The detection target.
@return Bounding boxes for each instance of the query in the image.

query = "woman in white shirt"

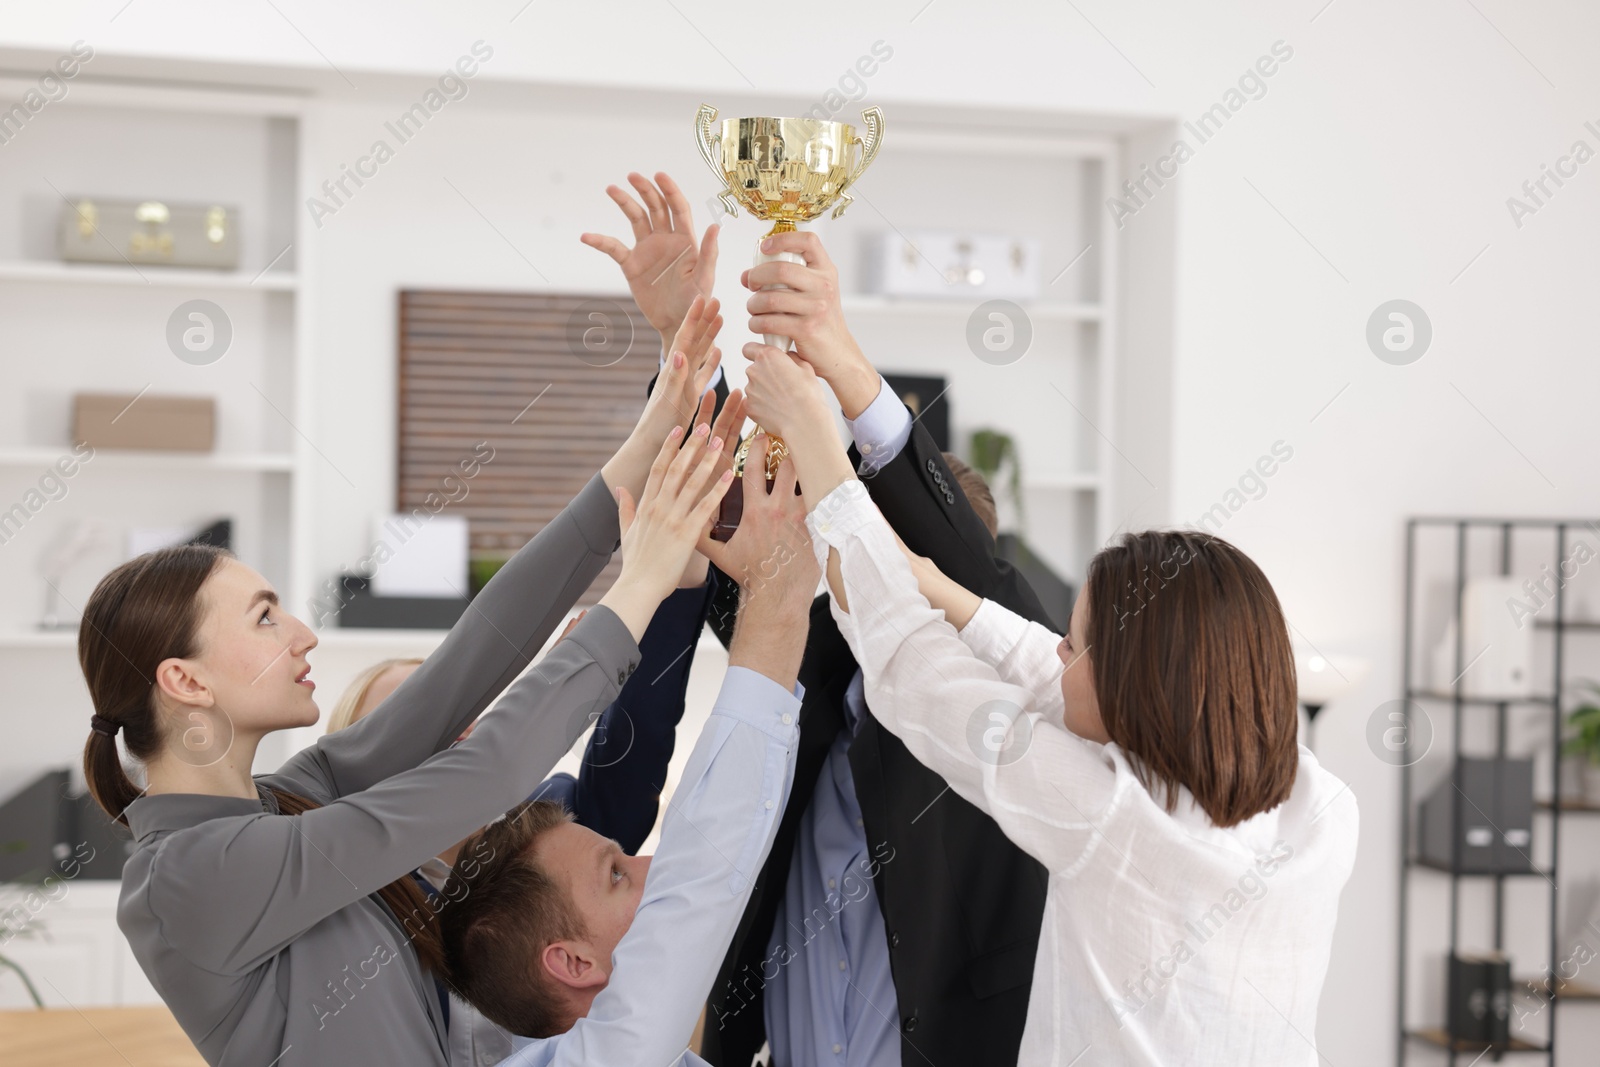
[737,344,1359,1066]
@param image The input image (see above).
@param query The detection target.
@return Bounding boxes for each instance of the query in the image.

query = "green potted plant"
[968,428,1024,531]
[1562,680,1600,805]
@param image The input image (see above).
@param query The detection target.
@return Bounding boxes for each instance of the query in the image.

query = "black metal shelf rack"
[1398,518,1600,1065]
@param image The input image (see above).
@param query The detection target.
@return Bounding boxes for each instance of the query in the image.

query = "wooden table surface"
[0,1006,205,1066]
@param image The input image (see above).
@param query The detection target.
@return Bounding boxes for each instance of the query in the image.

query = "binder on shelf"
[1418,757,1534,874]
[1448,953,1511,1046]
[0,768,70,883]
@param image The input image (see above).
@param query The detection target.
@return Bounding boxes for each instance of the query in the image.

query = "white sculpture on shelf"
[38,518,112,631]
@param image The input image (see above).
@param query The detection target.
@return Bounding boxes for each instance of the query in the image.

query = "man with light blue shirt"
[439,437,820,1065]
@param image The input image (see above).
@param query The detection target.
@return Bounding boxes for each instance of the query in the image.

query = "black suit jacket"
[700,421,1056,1067]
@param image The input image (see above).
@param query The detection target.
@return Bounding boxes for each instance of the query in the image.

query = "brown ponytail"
[78,545,448,976]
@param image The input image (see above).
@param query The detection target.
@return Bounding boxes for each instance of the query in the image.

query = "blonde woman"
[326,658,424,734]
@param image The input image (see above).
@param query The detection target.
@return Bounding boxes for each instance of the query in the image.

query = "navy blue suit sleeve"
[526,771,578,812]
[564,576,715,853]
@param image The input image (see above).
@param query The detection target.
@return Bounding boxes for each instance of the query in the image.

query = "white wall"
[6,2,1600,1062]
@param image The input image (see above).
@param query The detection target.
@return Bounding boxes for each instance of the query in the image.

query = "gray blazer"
[118,472,642,1067]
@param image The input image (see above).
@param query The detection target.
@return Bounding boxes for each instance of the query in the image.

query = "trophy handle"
[695,104,741,218]
[832,105,885,220]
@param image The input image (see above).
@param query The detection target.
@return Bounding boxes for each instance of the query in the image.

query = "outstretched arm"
[508,451,818,1067]
[156,429,734,976]
[276,337,731,802]
[600,295,726,506]
[742,362,1104,874]
[565,391,749,853]
[743,229,1052,626]
[582,172,720,352]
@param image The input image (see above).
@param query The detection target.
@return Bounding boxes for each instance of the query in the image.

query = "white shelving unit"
[0,78,319,1008]
[0,80,314,639]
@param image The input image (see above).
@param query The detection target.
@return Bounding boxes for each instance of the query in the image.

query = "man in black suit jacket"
[584,175,1055,1066]
[694,231,1057,1067]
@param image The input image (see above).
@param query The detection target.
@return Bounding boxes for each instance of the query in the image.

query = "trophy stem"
[755,223,804,355]
[738,217,801,539]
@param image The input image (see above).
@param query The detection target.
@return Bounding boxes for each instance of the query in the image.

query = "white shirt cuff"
[844,374,912,474]
[960,597,1029,662]
[805,479,880,577]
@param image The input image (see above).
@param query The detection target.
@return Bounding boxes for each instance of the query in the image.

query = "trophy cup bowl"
[695,104,884,541]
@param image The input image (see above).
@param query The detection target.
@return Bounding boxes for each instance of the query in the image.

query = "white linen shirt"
[805,479,1359,1067]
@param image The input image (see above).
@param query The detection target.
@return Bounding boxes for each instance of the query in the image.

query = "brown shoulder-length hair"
[77,544,448,975]
[1083,530,1298,828]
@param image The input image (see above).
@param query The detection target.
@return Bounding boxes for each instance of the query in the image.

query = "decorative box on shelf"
[72,394,215,452]
[862,229,1041,301]
[58,198,241,270]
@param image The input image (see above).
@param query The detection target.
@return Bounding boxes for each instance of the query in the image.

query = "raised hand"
[676,387,748,588]
[743,230,880,418]
[742,342,859,518]
[698,434,819,604]
[602,295,724,503]
[600,423,735,639]
[647,295,724,434]
[582,172,720,341]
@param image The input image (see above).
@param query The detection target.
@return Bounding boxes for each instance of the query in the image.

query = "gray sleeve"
[128,606,642,977]
[270,471,621,802]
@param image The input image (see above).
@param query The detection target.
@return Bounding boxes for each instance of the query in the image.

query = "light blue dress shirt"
[503,666,803,1067]
[847,374,915,478]
[763,376,913,1067]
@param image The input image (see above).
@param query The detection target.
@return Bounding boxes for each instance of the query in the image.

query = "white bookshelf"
[0,80,320,1009]
[0,80,312,629]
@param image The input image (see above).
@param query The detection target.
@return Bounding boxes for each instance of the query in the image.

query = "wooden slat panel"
[398,290,657,606]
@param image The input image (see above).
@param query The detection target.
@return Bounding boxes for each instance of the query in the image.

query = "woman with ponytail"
[79,301,740,1067]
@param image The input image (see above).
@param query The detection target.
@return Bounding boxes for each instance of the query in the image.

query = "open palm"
[581,172,720,339]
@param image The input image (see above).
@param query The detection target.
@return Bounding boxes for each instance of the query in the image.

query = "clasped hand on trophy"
[741,341,828,444]
[741,229,867,386]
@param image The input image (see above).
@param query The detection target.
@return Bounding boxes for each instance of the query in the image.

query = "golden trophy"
[694,103,885,540]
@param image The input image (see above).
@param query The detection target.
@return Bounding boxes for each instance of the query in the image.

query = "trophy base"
[710,468,802,542]
[711,472,760,542]
[710,475,741,543]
